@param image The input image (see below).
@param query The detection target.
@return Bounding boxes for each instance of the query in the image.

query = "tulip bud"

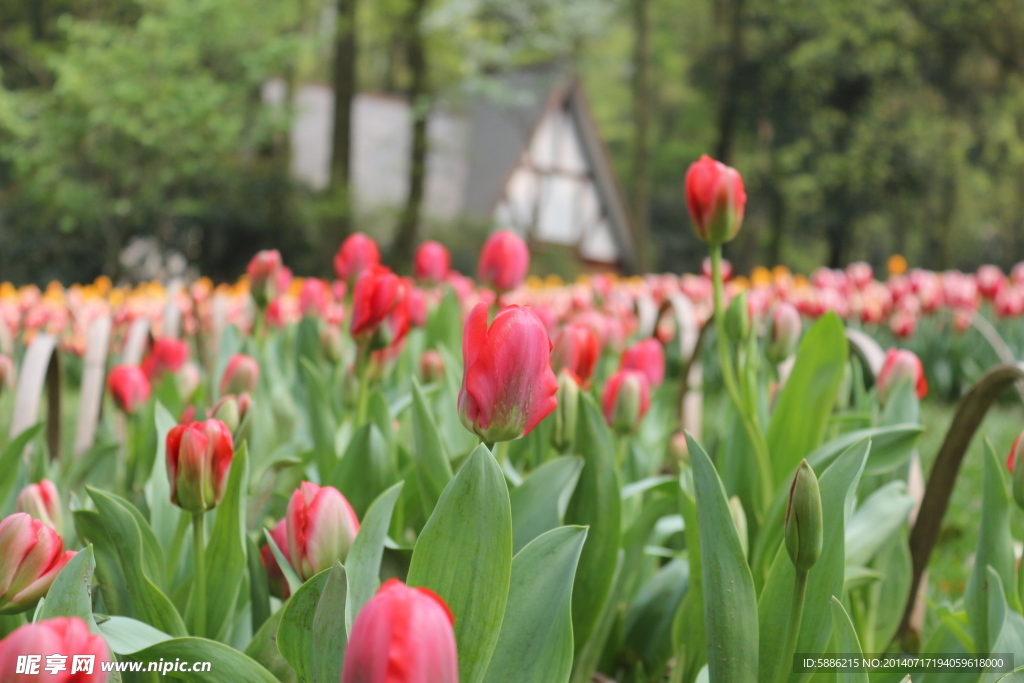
[0,513,76,614]
[210,393,252,434]
[724,291,750,343]
[420,349,445,383]
[16,480,61,531]
[877,348,928,405]
[260,519,292,600]
[684,155,746,245]
[107,365,151,415]
[342,579,458,683]
[766,303,801,364]
[247,249,285,308]
[458,303,558,442]
[1007,433,1024,512]
[350,266,410,350]
[220,353,260,396]
[140,337,189,381]
[619,338,665,387]
[478,230,530,292]
[286,482,360,581]
[0,617,109,682]
[551,324,600,388]
[0,354,14,396]
[552,369,580,451]
[320,324,344,364]
[166,419,234,514]
[785,461,823,573]
[602,369,651,435]
[334,233,381,284]
[668,431,689,466]
[415,240,451,284]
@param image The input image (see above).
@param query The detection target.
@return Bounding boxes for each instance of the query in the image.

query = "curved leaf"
[203,442,249,641]
[329,423,394,518]
[129,636,278,683]
[410,378,452,519]
[510,456,583,554]
[345,481,404,632]
[98,616,173,655]
[830,597,868,683]
[40,545,98,630]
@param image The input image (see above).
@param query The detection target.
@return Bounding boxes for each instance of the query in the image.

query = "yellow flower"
[888,254,908,276]
[751,266,772,287]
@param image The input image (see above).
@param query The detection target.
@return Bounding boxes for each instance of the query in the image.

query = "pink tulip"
[701,257,732,281]
[166,419,234,514]
[420,349,445,383]
[260,519,292,600]
[247,249,285,308]
[107,365,151,415]
[0,513,75,614]
[977,265,1005,300]
[602,369,651,434]
[0,354,13,395]
[619,338,665,387]
[220,354,260,396]
[286,482,360,581]
[414,241,451,283]
[342,579,458,683]
[877,349,928,404]
[478,230,529,292]
[0,617,109,682]
[334,233,381,283]
[684,155,746,245]
[16,480,61,531]
[846,262,874,289]
[551,324,600,388]
[299,278,332,318]
[889,309,918,339]
[141,337,189,381]
[458,303,558,442]
[1012,262,1024,287]
[766,303,801,363]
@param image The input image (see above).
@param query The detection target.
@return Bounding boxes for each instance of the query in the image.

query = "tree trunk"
[326,0,358,251]
[389,0,430,273]
[714,0,745,163]
[628,0,653,273]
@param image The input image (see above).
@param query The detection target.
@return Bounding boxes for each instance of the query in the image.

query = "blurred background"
[2,0,1024,285]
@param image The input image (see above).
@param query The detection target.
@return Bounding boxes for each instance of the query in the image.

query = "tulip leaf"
[300,358,338,477]
[436,343,479,457]
[368,390,395,455]
[73,509,132,617]
[407,443,513,683]
[345,481,404,632]
[247,534,271,636]
[263,529,302,596]
[97,616,174,654]
[279,567,331,683]
[982,566,1024,683]
[330,423,394,518]
[510,456,583,554]
[621,557,690,677]
[687,432,758,683]
[0,422,42,508]
[564,394,622,657]
[805,423,923,476]
[244,606,296,683]
[426,288,463,356]
[128,636,278,683]
[844,480,914,567]
[203,442,249,642]
[87,487,187,637]
[144,402,183,559]
[411,378,453,519]
[767,312,848,485]
[757,438,869,683]
[482,526,588,683]
[830,597,868,683]
[39,545,99,630]
[313,563,349,683]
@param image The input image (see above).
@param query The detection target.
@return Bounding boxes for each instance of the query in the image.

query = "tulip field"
[1,157,1024,683]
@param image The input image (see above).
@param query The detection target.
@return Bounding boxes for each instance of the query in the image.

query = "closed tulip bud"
[260,519,292,600]
[551,324,600,388]
[478,230,530,292]
[877,348,928,404]
[0,513,76,614]
[350,266,410,350]
[552,369,580,451]
[602,369,651,435]
[619,338,665,387]
[414,240,451,283]
[141,337,189,381]
[210,393,252,434]
[0,617,109,682]
[766,303,802,364]
[176,362,201,401]
[107,365,151,415]
[458,303,558,442]
[286,482,360,581]
[684,155,746,245]
[220,353,260,396]
[785,461,823,573]
[247,249,284,308]
[724,291,750,343]
[166,419,234,514]
[342,579,458,683]
[420,349,445,383]
[668,431,689,465]
[334,233,381,284]
[320,324,344,364]
[16,480,61,531]
[0,354,13,395]
[1007,433,1024,511]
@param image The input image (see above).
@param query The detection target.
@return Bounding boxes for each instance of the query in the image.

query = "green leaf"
[345,481,404,632]
[203,442,249,641]
[129,637,278,683]
[621,557,690,677]
[411,378,453,519]
[247,534,271,637]
[329,423,394,518]
[40,545,98,630]
[311,563,348,683]
[767,312,849,485]
[73,509,131,618]
[300,357,339,477]
[510,456,583,554]
[264,529,302,596]
[0,423,43,509]
[844,480,914,567]
[687,432,758,683]
[830,597,868,683]
[244,607,296,683]
[407,444,513,683]
[278,567,331,683]
[482,526,588,683]
[144,402,183,556]
[98,616,174,654]
[982,566,1024,683]
[805,424,923,475]
[564,395,621,657]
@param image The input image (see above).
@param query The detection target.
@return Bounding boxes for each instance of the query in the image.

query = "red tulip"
[342,579,458,683]
[551,324,600,387]
[141,337,189,381]
[334,233,381,283]
[261,519,292,600]
[166,419,234,514]
[478,230,529,292]
[414,241,451,283]
[877,349,928,404]
[286,482,360,581]
[247,249,285,307]
[0,617,109,682]
[406,284,427,328]
[351,266,410,349]
[602,369,651,434]
[684,155,746,245]
[220,354,260,396]
[0,513,75,614]
[299,277,332,318]
[16,480,61,531]
[619,338,665,387]
[107,365,151,414]
[458,303,558,442]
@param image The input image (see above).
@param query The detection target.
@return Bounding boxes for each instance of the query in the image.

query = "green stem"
[355,346,371,425]
[710,246,774,513]
[494,440,510,465]
[192,513,207,638]
[775,568,809,683]
[166,512,191,582]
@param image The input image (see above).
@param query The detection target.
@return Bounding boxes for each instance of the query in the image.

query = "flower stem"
[775,568,809,683]
[355,346,371,425]
[192,513,207,638]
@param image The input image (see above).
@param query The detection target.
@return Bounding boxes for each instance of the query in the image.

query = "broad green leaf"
[407,444,513,683]
[129,637,278,683]
[98,616,174,654]
[687,433,758,683]
[426,288,463,355]
[39,545,98,630]
[805,424,923,474]
[247,534,271,636]
[329,423,394,518]
[483,526,587,683]
[621,557,690,678]
[865,527,912,650]
[244,607,296,683]
[73,509,131,618]
[510,456,583,554]
[345,481,404,632]
[670,472,705,683]
[844,481,914,567]
[368,390,395,456]
[830,597,868,683]
[311,564,348,683]
[0,423,42,507]
[203,442,249,641]
[410,379,453,519]
[767,313,848,485]
[982,566,1024,683]
[144,402,183,557]
[278,567,331,683]
[565,395,621,657]
[300,358,338,477]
